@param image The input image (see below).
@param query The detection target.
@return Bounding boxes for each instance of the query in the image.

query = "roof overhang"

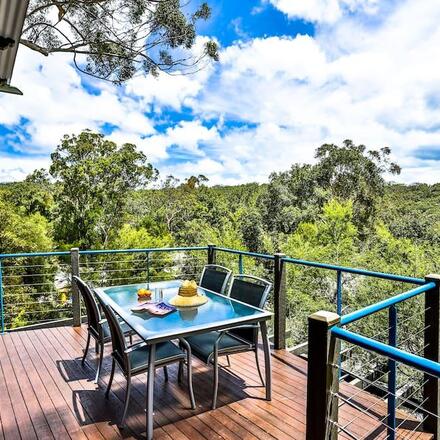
[0,0,30,95]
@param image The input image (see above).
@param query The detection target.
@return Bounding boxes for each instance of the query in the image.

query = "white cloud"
[269,0,380,24]
[393,162,440,185]
[158,122,321,185]
[1,1,440,185]
[107,120,220,164]
[124,69,210,111]
[187,0,440,183]
[159,120,219,155]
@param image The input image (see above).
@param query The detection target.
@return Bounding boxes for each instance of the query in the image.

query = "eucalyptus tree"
[49,130,157,247]
[22,0,219,83]
[314,140,401,232]
[261,140,401,238]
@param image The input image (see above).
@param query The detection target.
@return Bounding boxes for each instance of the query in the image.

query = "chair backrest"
[199,264,232,294]
[228,274,272,345]
[73,276,101,338]
[94,290,129,372]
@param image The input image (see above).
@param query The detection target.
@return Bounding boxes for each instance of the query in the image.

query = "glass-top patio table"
[95,279,273,440]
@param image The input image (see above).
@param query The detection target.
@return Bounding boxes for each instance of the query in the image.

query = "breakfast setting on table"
[131,280,208,316]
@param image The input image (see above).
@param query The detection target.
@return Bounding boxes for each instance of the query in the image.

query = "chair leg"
[178,360,184,383]
[177,339,184,383]
[225,355,231,368]
[105,358,115,399]
[82,332,91,365]
[120,373,132,428]
[146,344,156,440]
[187,352,196,410]
[212,350,219,410]
[95,338,104,384]
[255,346,265,387]
[95,340,99,354]
[163,365,169,382]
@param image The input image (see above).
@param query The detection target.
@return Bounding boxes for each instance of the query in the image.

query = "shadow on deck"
[0,326,433,439]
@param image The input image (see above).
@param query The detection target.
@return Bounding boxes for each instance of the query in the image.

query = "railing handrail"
[282,256,426,285]
[78,246,208,255]
[0,251,71,259]
[0,246,426,288]
[340,281,436,325]
[0,244,429,348]
[0,245,212,333]
[215,247,275,260]
[332,326,440,378]
[217,247,426,285]
[0,246,209,260]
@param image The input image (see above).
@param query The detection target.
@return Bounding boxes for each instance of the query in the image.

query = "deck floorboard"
[0,326,434,439]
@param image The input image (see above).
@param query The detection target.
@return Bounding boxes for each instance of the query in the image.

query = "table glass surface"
[98,280,271,343]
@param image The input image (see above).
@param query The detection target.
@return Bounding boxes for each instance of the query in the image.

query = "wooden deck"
[0,326,434,439]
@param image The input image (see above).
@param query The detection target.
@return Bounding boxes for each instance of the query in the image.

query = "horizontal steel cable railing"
[306,276,440,439]
[0,245,428,342]
[0,246,209,332]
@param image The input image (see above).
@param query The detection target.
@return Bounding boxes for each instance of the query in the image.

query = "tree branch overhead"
[22,0,219,83]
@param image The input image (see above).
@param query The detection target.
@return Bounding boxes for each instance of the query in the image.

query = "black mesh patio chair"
[95,296,196,427]
[199,264,232,294]
[185,274,272,409]
[73,276,135,383]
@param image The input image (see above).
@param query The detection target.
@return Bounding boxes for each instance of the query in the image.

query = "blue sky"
[0,0,440,184]
[197,1,314,45]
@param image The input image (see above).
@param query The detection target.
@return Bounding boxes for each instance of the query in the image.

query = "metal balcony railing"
[2,244,439,438]
[306,276,440,439]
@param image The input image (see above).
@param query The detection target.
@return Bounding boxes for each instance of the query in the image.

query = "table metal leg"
[146,343,156,440]
[260,321,272,401]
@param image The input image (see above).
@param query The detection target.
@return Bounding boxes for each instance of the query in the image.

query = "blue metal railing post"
[70,248,81,327]
[336,270,342,316]
[207,244,217,265]
[388,305,397,440]
[238,254,243,274]
[0,259,4,333]
[146,252,150,287]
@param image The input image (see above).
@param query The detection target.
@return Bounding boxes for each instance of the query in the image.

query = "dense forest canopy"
[0,131,438,357]
[1,132,438,268]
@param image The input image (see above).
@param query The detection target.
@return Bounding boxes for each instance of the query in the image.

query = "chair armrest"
[225,324,260,332]
[220,325,260,349]
[215,324,259,345]
[215,324,258,342]
[124,341,147,354]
